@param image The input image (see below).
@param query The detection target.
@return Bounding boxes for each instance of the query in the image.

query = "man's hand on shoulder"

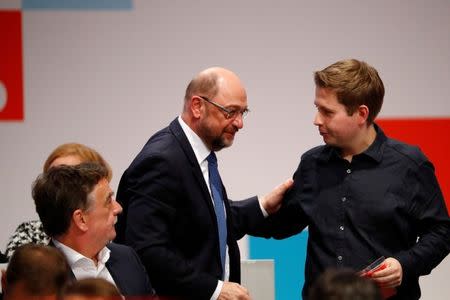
[261,179,294,215]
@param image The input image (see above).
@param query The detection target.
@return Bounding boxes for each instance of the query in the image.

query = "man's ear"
[357,105,370,125]
[72,209,88,232]
[190,96,203,118]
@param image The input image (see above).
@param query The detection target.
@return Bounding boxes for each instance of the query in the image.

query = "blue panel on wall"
[22,0,132,10]
[249,231,308,300]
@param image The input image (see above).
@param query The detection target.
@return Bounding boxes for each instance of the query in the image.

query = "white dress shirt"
[178,116,227,300]
[53,239,118,288]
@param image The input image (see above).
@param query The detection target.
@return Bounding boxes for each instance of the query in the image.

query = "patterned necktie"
[207,151,227,275]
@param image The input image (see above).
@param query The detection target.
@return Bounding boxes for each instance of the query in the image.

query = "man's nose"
[232,113,244,129]
[113,199,123,214]
[313,112,322,126]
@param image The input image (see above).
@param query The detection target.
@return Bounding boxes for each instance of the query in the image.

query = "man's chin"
[322,135,334,145]
[212,138,233,151]
[108,231,117,242]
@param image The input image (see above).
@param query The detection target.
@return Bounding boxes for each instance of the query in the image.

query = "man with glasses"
[115,67,292,300]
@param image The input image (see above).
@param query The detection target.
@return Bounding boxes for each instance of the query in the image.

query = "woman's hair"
[43,143,112,181]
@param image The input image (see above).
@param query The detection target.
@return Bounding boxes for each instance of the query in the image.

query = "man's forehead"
[90,178,111,197]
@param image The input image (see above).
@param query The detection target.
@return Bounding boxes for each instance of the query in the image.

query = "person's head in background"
[33,163,122,261]
[308,268,382,300]
[1,244,70,300]
[43,143,112,181]
[63,278,121,300]
[3,143,113,260]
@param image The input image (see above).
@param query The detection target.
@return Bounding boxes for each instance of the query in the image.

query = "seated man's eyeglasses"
[199,96,250,119]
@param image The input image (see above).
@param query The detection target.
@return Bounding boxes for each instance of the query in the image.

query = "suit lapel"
[105,245,127,295]
[169,118,230,271]
[169,119,216,216]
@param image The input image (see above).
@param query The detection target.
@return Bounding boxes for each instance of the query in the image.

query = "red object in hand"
[364,262,387,277]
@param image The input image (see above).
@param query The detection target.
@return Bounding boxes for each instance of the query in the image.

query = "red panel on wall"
[378,118,450,213]
[0,11,24,121]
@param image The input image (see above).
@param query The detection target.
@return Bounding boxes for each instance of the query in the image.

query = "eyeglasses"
[198,96,250,119]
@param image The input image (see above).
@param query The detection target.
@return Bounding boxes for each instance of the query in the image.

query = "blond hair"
[43,143,112,181]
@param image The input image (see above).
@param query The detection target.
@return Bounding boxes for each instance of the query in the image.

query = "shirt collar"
[361,123,386,163]
[318,123,387,163]
[178,116,211,165]
[53,239,111,267]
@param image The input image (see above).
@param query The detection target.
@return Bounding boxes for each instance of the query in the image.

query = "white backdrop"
[1,1,449,299]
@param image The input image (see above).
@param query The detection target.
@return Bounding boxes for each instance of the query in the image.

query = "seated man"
[1,243,70,300]
[32,163,154,297]
[5,142,113,259]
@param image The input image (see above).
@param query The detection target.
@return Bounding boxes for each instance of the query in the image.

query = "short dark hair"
[5,243,70,296]
[33,162,109,237]
[314,59,385,124]
[309,268,382,300]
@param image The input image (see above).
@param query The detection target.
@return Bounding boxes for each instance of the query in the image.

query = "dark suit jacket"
[115,118,265,300]
[105,242,154,296]
[50,241,154,297]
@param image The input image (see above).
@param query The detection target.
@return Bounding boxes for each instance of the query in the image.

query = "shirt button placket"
[337,166,350,266]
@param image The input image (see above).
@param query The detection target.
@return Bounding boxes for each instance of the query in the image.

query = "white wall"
[1,1,449,298]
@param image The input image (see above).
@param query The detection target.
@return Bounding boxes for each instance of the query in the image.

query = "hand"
[260,179,294,215]
[218,282,251,300]
[369,257,403,288]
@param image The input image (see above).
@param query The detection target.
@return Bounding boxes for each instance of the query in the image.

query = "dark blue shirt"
[265,124,450,299]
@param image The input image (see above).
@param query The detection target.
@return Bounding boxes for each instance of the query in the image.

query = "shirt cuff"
[210,280,223,300]
[258,196,269,218]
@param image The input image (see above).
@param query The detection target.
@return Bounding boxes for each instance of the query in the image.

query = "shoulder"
[300,145,327,163]
[384,137,428,166]
[11,220,47,241]
[288,145,328,179]
[302,145,326,157]
[14,219,43,231]
[142,124,180,155]
[6,220,49,258]
[107,242,135,255]
[107,243,142,264]
[125,124,185,174]
[107,243,145,271]
[136,122,186,162]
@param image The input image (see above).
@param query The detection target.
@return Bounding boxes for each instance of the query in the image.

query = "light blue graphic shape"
[249,231,308,300]
[22,0,132,10]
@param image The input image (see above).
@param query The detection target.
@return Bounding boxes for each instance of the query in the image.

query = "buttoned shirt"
[270,124,450,300]
[53,239,118,288]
